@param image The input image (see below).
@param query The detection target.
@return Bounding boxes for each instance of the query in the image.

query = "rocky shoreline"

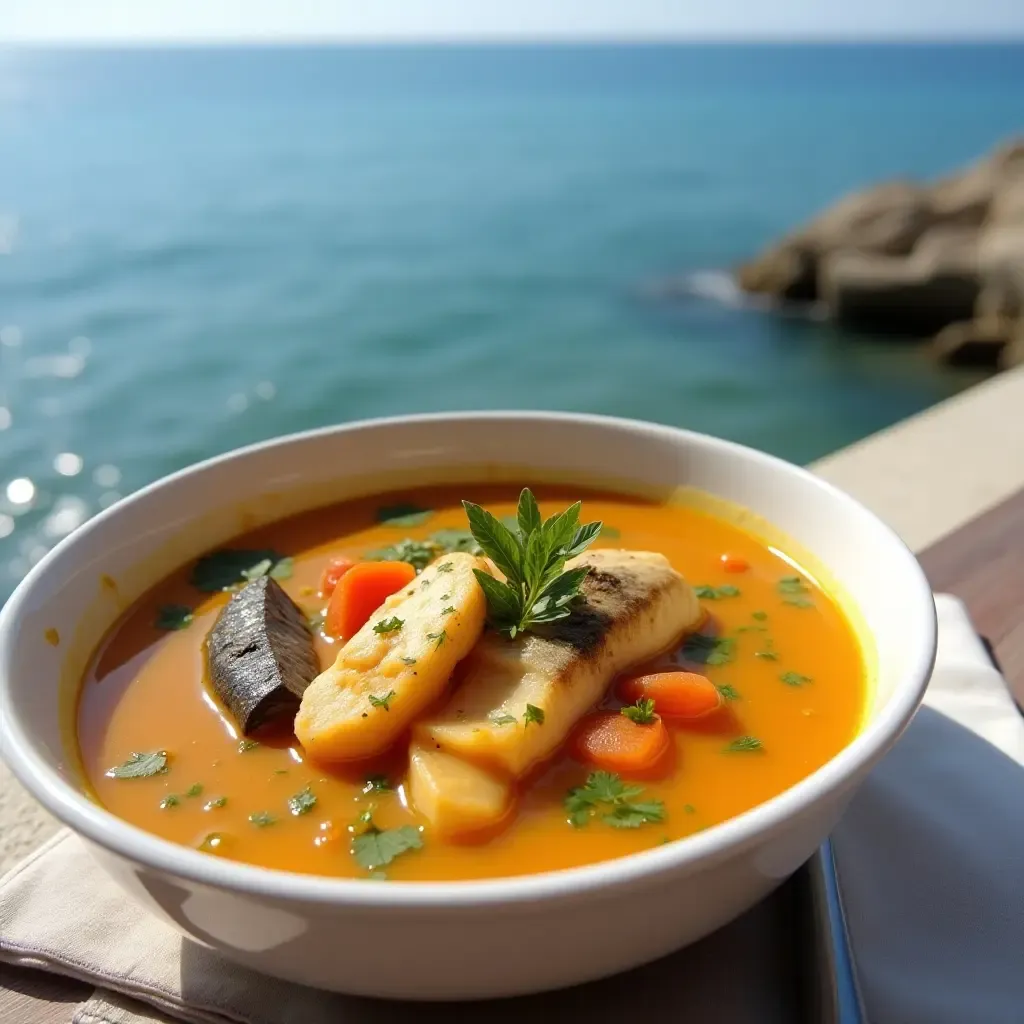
[735,140,1024,370]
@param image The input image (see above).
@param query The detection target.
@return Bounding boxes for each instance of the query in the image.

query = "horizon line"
[2,35,1023,48]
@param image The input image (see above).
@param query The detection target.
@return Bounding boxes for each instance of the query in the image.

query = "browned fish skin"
[207,576,319,734]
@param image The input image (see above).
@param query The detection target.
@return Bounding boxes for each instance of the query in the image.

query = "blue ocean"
[2,44,1023,599]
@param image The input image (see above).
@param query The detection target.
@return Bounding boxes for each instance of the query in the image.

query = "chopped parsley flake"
[777,576,813,607]
[369,690,397,711]
[682,633,736,666]
[154,604,193,631]
[523,703,545,727]
[185,783,203,798]
[620,698,658,724]
[427,629,447,648]
[363,774,392,793]
[351,824,423,871]
[780,671,813,687]
[694,584,741,600]
[105,751,169,779]
[488,711,518,727]
[248,811,276,827]
[237,739,260,753]
[288,786,317,816]
[564,771,665,829]
[373,616,404,635]
[159,794,180,810]
[400,656,417,665]
[203,796,228,811]
[726,736,764,753]
[716,684,740,701]
[436,561,454,573]
[441,606,456,616]
[752,610,768,621]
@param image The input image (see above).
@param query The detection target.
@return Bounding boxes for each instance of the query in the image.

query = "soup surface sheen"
[77,485,864,881]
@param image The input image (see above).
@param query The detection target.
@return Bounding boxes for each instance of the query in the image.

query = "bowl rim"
[0,410,937,907]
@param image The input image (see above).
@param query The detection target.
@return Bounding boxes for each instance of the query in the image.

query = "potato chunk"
[295,552,487,762]
[408,743,512,838]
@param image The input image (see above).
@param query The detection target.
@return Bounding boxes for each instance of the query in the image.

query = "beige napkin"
[2,595,1024,1024]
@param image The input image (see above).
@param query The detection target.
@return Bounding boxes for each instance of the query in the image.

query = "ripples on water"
[3,44,1020,602]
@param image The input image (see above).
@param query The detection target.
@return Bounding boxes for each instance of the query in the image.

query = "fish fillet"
[414,549,701,780]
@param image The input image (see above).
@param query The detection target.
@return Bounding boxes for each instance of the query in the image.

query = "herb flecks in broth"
[154,605,193,631]
[190,549,291,593]
[351,824,424,872]
[106,751,169,779]
[288,786,317,816]
[565,772,666,830]
[726,736,764,753]
[777,575,814,609]
[780,672,813,687]
[694,584,741,600]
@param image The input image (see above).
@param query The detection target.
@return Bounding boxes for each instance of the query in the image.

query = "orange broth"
[76,484,865,881]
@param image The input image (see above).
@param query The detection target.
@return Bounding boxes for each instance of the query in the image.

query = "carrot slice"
[319,556,357,597]
[618,671,723,720]
[325,560,417,639]
[570,712,671,777]
[720,554,749,573]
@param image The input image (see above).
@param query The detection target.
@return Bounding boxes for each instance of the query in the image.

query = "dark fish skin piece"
[206,575,319,734]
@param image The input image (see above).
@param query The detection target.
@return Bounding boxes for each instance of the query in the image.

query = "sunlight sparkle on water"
[0,515,13,539]
[6,478,35,506]
[0,325,22,347]
[93,464,121,488]
[53,452,83,477]
[0,408,10,431]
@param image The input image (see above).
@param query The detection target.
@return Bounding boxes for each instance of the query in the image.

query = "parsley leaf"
[185,783,203,798]
[489,711,518,727]
[523,703,545,727]
[780,671,813,687]
[249,811,276,827]
[681,633,736,666]
[351,825,423,871]
[436,561,455,573]
[288,786,317,816]
[694,584,741,600]
[237,739,260,753]
[564,771,663,830]
[203,796,227,810]
[363,774,392,793]
[159,794,180,809]
[755,650,779,661]
[620,698,658,724]
[105,751,169,779]
[400,656,417,665]
[426,629,447,648]
[373,616,404,635]
[369,690,397,711]
[716,684,740,701]
[752,610,768,621]
[189,549,287,592]
[463,488,601,639]
[726,736,764,753]
[376,504,433,528]
[441,605,456,616]
[154,604,193,631]
[777,576,813,607]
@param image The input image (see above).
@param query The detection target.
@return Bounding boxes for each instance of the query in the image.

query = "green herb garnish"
[681,633,736,666]
[523,703,545,727]
[620,698,658,724]
[373,616,404,635]
[377,504,433,528]
[204,797,227,810]
[159,794,180,810]
[363,774,392,793]
[777,576,813,607]
[488,711,518,727]
[366,539,438,572]
[752,611,768,621]
[436,561,454,572]
[441,605,456,616]
[780,671,812,687]
[154,604,193,631]
[565,771,665,829]
[599,525,621,539]
[351,825,423,871]
[429,530,482,556]
[694,585,741,600]
[463,488,601,639]
[726,736,764,753]
[190,549,288,592]
[248,811,276,827]
[427,630,447,648]
[288,786,317,816]
[400,656,417,665]
[105,751,169,779]
[369,690,397,711]
[716,684,740,701]
[185,783,203,798]
[237,739,260,753]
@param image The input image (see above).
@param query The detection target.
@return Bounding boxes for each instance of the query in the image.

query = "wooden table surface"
[4,486,1024,1023]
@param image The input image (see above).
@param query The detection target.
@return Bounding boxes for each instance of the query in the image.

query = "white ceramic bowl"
[0,412,936,1000]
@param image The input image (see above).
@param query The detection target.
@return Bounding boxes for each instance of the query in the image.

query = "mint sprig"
[462,489,602,639]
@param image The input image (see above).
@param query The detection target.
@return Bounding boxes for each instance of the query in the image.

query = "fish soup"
[76,484,865,881]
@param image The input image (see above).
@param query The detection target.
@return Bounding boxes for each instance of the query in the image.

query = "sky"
[2,0,1023,43]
